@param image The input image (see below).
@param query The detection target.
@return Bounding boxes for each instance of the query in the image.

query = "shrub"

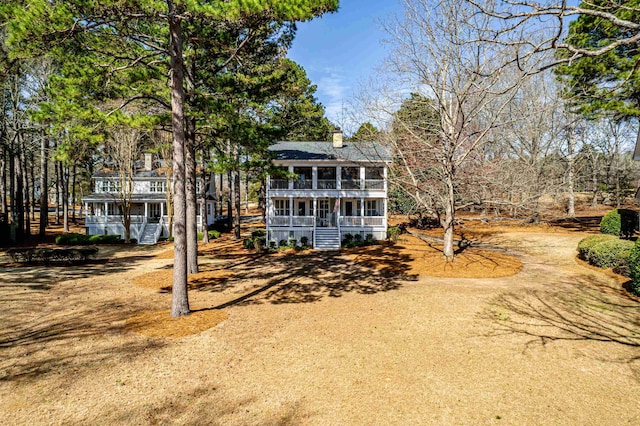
[56,233,90,245]
[387,226,401,242]
[365,233,374,242]
[251,229,265,239]
[353,234,362,242]
[342,233,353,245]
[254,237,266,252]
[243,238,254,249]
[600,209,638,238]
[269,240,277,249]
[300,236,309,246]
[197,230,221,241]
[578,235,634,271]
[628,240,640,295]
[278,239,288,247]
[288,238,297,247]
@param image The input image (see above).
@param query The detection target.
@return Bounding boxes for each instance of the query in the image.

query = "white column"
[312,166,318,190]
[104,202,108,218]
[144,202,148,220]
[336,165,341,190]
[289,196,294,227]
[160,202,164,217]
[288,165,294,190]
[360,167,365,190]
[361,197,365,227]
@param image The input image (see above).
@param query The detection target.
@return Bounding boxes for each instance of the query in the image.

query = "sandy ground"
[1,225,639,425]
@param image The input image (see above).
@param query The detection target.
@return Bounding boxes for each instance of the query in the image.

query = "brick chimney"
[332,129,343,148]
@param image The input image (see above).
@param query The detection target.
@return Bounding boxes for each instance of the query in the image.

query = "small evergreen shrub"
[300,236,309,247]
[577,234,634,271]
[628,240,640,295]
[365,233,374,242]
[288,238,297,247]
[353,234,362,242]
[243,238,254,249]
[254,237,266,252]
[278,239,288,247]
[57,233,126,245]
[342,233,353,245]
[600,209,638,238]
[387,226,401,242]
[269,240,277,249]
[251,229,265,239]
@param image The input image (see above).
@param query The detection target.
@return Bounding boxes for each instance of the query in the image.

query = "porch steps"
[139,223,160,245]
[315,228,341,251]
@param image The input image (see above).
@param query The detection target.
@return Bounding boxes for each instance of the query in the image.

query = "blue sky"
[287,1,401,133]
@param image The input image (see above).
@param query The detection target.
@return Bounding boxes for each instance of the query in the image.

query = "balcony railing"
[341,179,361,190]
[293,180,312,189]
[317,179,336,189]
[270,179,288,189]
[364,179,384,190]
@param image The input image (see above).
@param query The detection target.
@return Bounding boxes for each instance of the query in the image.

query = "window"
[274,199,290,216]
[365,200,379,216]
[297,201,307,216]
[101,180,122,193]
[150,181,166,193]
[196,180,202,194]
[107,203,122,216]
[293,167,312,189]
[341,167,360,189]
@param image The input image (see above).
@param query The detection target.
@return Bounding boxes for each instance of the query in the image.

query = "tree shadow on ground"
[0,253,157,287]
[0,299,165,382]
[482,275,640,373]
[547,216,603,233]
[199,245,417,308]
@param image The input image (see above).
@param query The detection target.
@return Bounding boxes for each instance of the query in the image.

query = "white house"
[83,153,216,244]
[266,132,392,250]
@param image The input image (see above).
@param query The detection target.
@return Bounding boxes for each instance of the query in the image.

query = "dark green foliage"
[251,229,265,239]
[253,237,266,250]
[198,230,221,241]
[577,234,634,271]
[279,239,288,247]
[387,226,402,242]
[300,236,309,246]
[600,209,638,238]
[56,233,124,245]
[288,238,297,247]
[243,238,254,249]
[628,240,640,295]
[342,233,377,248]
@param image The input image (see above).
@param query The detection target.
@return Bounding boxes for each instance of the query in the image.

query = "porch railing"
[364,179,384,190]
[316,179,336,189]
[339,216,385,227]
[270,179,288,189]
[341,180,361,190]
[293,180,312,189]
[269,216,314,227]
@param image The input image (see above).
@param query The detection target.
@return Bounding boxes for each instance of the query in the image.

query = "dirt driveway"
[1,230,639,425]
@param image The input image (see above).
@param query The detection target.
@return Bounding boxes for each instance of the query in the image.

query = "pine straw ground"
[2,212,640,425]
[125,225,524,338]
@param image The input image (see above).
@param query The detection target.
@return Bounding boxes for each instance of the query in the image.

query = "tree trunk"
[233,146,241,239]
[39,137,48,238]
[1,151,7,215]
[185,116,198,274]
[218,173,224,217]
[201,154,209,244]
[54,157,60,225]
[63,165,69,232]
[442,172,455,260]
[168,4,190,318]
[227,169,233,230]
[71,164,76,222]
[245,169,249,213]
[566,131,575,217]
[21,140,30,237]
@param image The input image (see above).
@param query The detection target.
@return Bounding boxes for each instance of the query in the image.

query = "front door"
[318,199,330,227]
[148,203,161,222]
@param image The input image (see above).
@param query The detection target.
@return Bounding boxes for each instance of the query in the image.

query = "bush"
[628,240,640,295]
[387,226,401,242]
[288,238,297,247]
[365,233,374,242]
[300,236,309,247]
[251,229,265,239]
[278,239,288,247]
[254,237,266,251]
[600,209,638,238]
[577,234,634,270]
[342,233,353,245]
[243,238,254,249]
[57,233,126,245]
[353,234,362,242]
[197,230,221,241]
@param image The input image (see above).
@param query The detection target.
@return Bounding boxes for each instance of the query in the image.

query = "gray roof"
[269,141,392,163]
[83,193,168,202]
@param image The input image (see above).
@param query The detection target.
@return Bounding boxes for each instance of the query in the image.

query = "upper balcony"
[268,165,386,193]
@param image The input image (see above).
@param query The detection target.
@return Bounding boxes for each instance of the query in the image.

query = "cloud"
[317,70,348,124]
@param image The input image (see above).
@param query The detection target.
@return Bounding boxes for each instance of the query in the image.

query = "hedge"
[600,209,638,238]
[56,233,126,245]
[628,240,640,295]
[577,234,634,272]
[197,230,221,241]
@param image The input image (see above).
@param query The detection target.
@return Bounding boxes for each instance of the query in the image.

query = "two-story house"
[83,153,216,244]
[266,132,392,250]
